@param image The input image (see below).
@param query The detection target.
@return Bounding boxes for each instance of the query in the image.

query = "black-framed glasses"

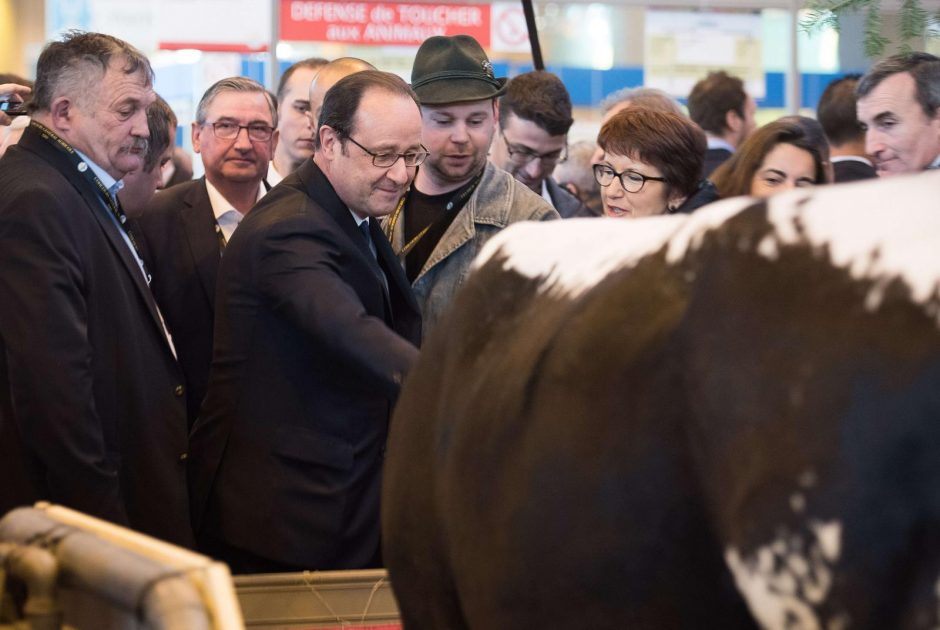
[346,135,430,168]
[593,164,666,193]
[500,129,567,166]
[204,120,274,142]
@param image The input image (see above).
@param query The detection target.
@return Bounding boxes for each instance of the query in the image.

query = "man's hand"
[0,83,32,126]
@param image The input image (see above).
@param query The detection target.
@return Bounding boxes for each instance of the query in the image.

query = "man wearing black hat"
[384,35,558,334]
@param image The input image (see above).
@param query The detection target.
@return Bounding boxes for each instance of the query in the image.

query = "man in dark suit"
[490,70,589,218]
[0,32,192,547]
[688,71,757,177]
[818,75,877,183]
[135,77,276,425]
[189,70,423,573]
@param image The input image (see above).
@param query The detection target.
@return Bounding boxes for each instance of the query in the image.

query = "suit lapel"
[373,220,418,318]
[180,179,222,311]
[299,161,397,320]
[339,212,393,318]
[19,130,172,353]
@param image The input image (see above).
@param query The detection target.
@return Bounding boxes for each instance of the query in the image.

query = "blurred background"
[2,0,935,168]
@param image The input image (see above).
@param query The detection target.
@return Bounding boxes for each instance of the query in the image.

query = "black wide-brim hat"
[411,35,507,105]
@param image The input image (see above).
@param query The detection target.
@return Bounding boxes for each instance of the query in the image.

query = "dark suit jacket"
[833,158,877,183]
[0,125,193,547]
[134,179,221,426]
[673,179,720,214]
[703,147,733,178]
[189,159,422,569]
[545,177,592,218]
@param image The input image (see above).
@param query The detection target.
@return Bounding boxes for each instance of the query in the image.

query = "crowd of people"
[0,29,938,575]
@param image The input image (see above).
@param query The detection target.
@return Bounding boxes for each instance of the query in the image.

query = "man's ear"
[725,109,742,135]
[191,122,203,154]
[563,182,580,198]
[318,125,338,160]
[271,128,280,154]
[49,97,74,132]
[667,192,689,213]
[930,107,940,133]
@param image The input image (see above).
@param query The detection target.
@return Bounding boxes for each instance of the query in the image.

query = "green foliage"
[801,0,940,59]
[898,0,928,53]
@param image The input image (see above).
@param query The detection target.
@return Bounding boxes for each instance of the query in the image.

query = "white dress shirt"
[205,179,266,245]
[76,149,177,358]
[266,161,284,187]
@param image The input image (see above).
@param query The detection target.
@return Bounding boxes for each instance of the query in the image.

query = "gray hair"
[857,52,940,119]
[600,86,684,117]
[32,30,153,113]
[195,77,278,128]
[553,141,598,191]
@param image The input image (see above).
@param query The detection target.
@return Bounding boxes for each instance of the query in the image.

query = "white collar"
[349,208,368,227]
[205,178,264,221]
[266,161,284,187]
[706,136,736,153]
[540,179,553,205]
[830,155,874,167]
[74,149,123,198]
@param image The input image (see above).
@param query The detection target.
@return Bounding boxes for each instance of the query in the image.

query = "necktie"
[359,219,389,298]
[359,218,377,260]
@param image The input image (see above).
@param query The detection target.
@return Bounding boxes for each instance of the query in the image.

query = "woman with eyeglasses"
[594,107,707,218]
[710,119,829,200]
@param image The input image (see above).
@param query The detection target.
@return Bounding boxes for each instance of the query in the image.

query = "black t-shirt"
[403,187,460,283]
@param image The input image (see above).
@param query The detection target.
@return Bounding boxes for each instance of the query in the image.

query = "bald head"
[308,57,376,128]
[600,87,685,126]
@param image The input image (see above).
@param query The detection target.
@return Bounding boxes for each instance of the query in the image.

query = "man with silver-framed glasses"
[491,70,589,218]
[134,77,276,427]
[188,70,422,573]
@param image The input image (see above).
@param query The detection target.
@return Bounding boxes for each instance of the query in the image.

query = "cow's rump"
[383,172,940,629]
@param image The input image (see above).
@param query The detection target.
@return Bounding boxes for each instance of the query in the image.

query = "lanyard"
[215,222,227,255]
[30,120,152,283]
[383,168,484,259]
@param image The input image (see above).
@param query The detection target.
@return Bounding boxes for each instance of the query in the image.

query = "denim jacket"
[387,162,559,336]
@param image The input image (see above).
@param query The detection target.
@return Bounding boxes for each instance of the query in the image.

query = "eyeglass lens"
[212,122,273,141]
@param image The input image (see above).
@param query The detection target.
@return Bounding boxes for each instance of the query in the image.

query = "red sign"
[281,1,491,47]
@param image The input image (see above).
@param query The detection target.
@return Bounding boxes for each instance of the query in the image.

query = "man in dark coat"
[688,71,757,177]
[490,70,590,218]
[0,32,192,547]
[818,75,877,183]
[135,77,276,425]
[189,70,423,573]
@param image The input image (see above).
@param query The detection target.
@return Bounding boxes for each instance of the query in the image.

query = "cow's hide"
[383,172,940,630]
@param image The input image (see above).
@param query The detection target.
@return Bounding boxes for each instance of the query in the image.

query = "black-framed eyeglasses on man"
[500,129,567,167]
[345,135,430,168]
[593,164,666,193]
[204,120,275,142]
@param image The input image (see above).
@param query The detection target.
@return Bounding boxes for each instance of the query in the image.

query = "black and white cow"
[383,172,940,629]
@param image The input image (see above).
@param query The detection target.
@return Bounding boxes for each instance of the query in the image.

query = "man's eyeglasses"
[204,121,274,142]
[500,129,567,167]
[346,135,430,168]
[593,164,666,193]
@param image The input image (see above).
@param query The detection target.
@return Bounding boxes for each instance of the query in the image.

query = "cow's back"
[384,174,940,629]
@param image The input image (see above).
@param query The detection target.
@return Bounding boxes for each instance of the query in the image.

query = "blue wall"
[495,62,844,110]
[246,59,844,111]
